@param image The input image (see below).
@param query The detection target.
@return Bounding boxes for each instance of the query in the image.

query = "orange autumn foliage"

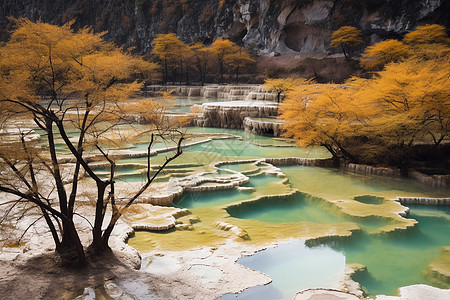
[0,19,183,264]
[279,52,450,164]
[330,26,364,60]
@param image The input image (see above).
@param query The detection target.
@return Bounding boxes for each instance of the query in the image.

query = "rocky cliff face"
[1,0,448,53]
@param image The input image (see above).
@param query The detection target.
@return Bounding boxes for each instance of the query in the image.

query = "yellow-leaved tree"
[190,42,211,85]
[356,56,450,152]
[330,26,364,60]
[210,39,240,84]
[360,39,411,70]
[152,33,188,84]
[279,84,363,162]
[403,24,449,45]
[224,47,255,84]
[361,24,449,70]
[280,33,449,166]
[264,78,309,103]
[0,19,185,265]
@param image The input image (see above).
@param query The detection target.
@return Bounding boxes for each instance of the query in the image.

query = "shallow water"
[220,240,346,300]
[185,137,329,159]
[156,96,225,113]
[281,165,450,200]
[219,206,450,299]
[173,174,282,209]
[340,205,450,296]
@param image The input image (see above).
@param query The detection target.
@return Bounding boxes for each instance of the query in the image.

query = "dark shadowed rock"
[0,0,448,53]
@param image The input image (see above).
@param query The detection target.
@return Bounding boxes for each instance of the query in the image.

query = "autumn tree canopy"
[361,24,449,70]
[360,39,411,70]
[190,42,211,85]
[330,26,364,60]
[0,19,184,265]
[279,83,362,161]
[210,39,240,84]
[280,26,449,166]
[152,33,187,84]
[264,78,308,103]
[224,47,255,84]
[403,24,449,45]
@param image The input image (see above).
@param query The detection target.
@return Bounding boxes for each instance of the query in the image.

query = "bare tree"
[0,19,186,265]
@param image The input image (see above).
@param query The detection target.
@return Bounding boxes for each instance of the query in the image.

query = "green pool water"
[174,189,250,209]
[169,163,450,297]
[281,165,450,200]
[185,137,330,159]
[228,192,350,224]
[223,165,450,297]
[218,205,450,299]
[173,174,282,209]
[341,205,450,296]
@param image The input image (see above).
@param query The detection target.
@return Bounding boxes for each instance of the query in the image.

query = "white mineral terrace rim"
[202,100,278,107]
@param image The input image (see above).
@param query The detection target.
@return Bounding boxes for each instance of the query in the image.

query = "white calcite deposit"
[375,284,450,300]
[195,100,279,129]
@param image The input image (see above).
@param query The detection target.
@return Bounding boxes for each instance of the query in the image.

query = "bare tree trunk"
[164,59,168,85]
[219,60,224,84]
[91,181,109,254]
[341,44,349,61]
[46,118,86,265]
[58,219,87,265]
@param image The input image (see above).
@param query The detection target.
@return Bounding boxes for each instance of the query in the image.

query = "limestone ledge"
[175,169,249,193]
[123,206,190,229]
[265,157,335,167]
[58,138,212,164]
[144,84,277,103]
[342,263,368,297]
[368,218,416,237]
[375,284,450,300]
[409,170,450,188]
[237,186,256,193]
[395,197,450,206]
[194,100,278,129]
[267,158,449,188]
[243,116,283,137]
[343,163,402,177]
[425,246,450,288]
[225,189,299,216]
[343,163,449,188]
[0,128,41,143]
[215,222,250,240]
[295,289,362,300]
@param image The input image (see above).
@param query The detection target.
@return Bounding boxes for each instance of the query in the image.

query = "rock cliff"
[1,0,448,53]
